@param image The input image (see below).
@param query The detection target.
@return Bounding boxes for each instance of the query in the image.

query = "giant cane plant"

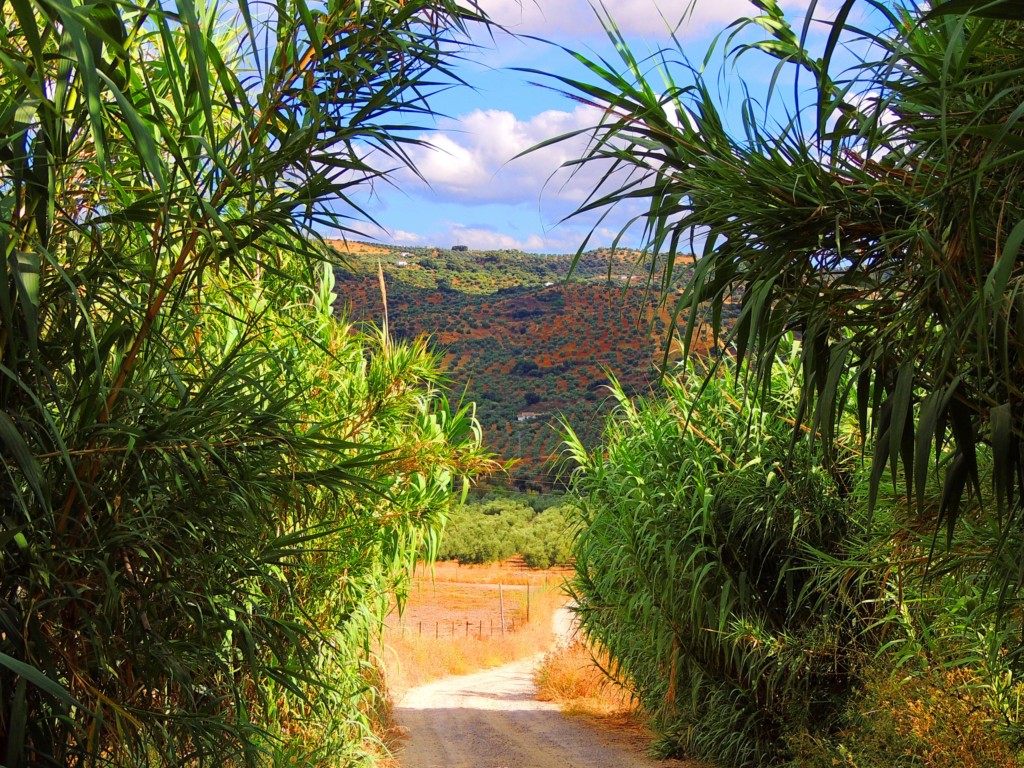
[0,0,492,764]
[539,0,1024,575]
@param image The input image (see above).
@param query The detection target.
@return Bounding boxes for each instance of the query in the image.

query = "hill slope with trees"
[332,245,727,487]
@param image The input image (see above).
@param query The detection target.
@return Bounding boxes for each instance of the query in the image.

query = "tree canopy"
[542,0,1024,551]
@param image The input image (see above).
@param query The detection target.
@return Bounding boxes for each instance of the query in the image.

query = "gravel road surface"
[393,607,687,768]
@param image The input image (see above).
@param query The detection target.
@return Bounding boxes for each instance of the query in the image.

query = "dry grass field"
[379,558,571,698]
[535,639,639,720]
[327,239,393,256]
[374,558,662,766]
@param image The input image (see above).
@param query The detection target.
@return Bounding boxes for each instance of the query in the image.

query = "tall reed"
[0,0,492,764]
[564,345,862,765]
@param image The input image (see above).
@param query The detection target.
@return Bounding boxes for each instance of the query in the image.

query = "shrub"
[564,347,861,766]
[0,0,491,762]
[521,506,575,569]
[437,497,573,568]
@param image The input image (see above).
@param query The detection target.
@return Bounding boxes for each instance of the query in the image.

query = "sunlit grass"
[535,639,638,720]
[379,559,569,698]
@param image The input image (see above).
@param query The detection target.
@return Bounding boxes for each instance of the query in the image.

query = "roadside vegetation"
[566,348,1024,767]
[535,639,636,722]
[0,1,493,765]
[547,1,1024,766]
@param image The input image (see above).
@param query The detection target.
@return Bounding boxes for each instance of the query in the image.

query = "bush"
[564,346,1024,766]
[0,1,490,762]
[564,349,862,766]
[437,497,573,568]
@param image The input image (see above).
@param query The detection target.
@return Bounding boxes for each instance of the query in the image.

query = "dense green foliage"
[0,0,492,765]
[565,350,864,765]
[335,247,711,488]
[552,3,1024,763]
[567,348,1024,766]
[546,0,1024,559]
[437,495,573,569]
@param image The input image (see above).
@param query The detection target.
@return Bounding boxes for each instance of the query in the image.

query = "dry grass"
[534,638,639,721]
[379,559,570,699]
[326,239,393,255]
[816,665,1024,768]
[414,557,573,586]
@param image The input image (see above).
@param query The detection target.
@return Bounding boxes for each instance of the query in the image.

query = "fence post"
[527,584,531,623]
[499,584,505,637]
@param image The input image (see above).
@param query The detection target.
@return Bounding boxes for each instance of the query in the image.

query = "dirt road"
[393,608,686,768]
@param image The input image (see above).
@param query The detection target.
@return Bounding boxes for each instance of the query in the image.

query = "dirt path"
[393,607,687,768]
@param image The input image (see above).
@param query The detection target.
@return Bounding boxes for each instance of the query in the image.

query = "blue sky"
[346,0,845,254]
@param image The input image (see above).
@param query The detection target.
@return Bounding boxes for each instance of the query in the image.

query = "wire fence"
[394,617,523,640]
[391,582,534,640]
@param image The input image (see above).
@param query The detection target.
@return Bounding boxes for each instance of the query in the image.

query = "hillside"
[330,243,728,489]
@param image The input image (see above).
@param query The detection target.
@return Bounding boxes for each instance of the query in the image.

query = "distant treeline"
[332,247,720,491]
[438,494,573,569]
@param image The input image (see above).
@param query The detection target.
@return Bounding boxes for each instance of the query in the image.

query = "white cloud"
[478,0,811,38]
[391,229,427,245]
[405,105,605,206]
[449,225,548,251]
[357,215,645,254]
[343,0,852,254]
[374,103,660,251]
